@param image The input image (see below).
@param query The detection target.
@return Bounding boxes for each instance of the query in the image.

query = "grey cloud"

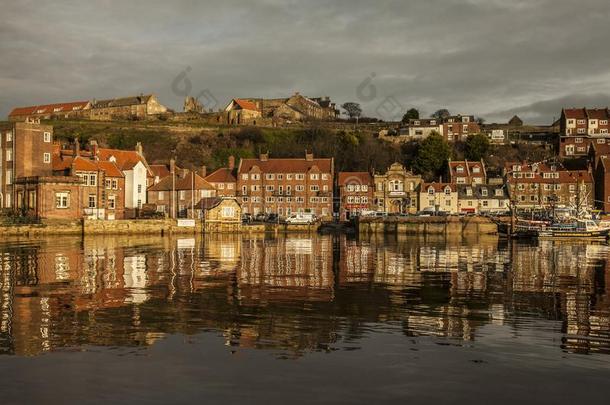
[1,0,610,123]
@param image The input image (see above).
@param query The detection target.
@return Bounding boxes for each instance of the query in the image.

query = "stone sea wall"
[357,216,498,236]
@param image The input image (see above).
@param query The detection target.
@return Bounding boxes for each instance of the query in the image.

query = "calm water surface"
[1,233,610,404]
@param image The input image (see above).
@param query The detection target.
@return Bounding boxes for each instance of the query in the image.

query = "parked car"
[265,213,279,222]
[285,213,317,224]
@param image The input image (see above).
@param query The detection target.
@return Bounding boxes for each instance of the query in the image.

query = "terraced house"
[236,152,333,219]
[505,162,594,210]
[559,108,610,157]
[338,171,374,220]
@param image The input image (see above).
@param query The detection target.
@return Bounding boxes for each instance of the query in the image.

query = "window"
[137,184,142,193]
[362,185,368,192]
[310,173,319,180]
[242,186,247,195]
[266,174,275,180]
[112,180,118,189]
[322,174,329,180]
[88,195,96,208]
[222,207,235,218]
[242,174,248,180]
[287,174,293,180]
[466,188,472,196]
[577,128,586,134]
[472,167,480,173]
[456,166,464,173]
[158,191,165,200]
[217,183,225,189]
[108,195,116,209]
[43,132,51,142]
[481,188,488,197]
[296,185,304,191]
[43,153,51,163]
[6,170,12,185]
[55,192,70,208]
[227,183,234,189]
[89,174,97,187]
[444,187,451,195]
[265,185,274,192]
[6,131,12,142]
[251,185,259,192]
[428,187,435,195]
[251,174,260,180]
[296,174,305,180]
[277,174,283,180]
[179,190,186,200]
[310,185,319,191]
[6,150,12,162]
[105,179,111,188]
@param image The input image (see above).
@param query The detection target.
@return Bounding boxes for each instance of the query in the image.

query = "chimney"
[90,139,98,160]
[260,152,269,162]
[228,155,235,170]
[135,142,143,156]
[170,158,176,174]
[73,138,80,157]
[182,168,189,179]
[200,165,207,178]
[305,150,314,161]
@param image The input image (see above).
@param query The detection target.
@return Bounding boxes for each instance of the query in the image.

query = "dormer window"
[444,187,451,195]
[481,188,488,197]
[466,188,472,196]
[428,187,435,195]
[472,167,480,173]
[456,166,464,173]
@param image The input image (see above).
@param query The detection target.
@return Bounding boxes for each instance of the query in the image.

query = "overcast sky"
[1,0,610,124]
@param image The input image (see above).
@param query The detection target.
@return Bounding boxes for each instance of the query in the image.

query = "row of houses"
[8,94,168,122]
[8,92,339,125]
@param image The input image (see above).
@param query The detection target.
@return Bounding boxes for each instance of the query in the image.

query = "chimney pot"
[200,165,207,178]
[170,158,176,174]
[228,155,235,170]
[260,152,269,162]
[135,142,143,155]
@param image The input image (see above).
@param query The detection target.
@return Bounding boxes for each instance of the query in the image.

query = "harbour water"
[1,234,610,404]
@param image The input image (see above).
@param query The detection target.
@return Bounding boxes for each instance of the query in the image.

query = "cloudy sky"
[1,0,610,124]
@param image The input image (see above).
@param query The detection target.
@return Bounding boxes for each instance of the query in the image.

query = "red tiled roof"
[238,157,333,174]
[338,171,372,185]
[97,148,149,172]
[52,156,123,177]
[586,108,609,120]
[563,108,587,119]
[148,171,216,191]
[205,168,236,183]
[233,99,259,111]
[505,161,593,184]
[149,164,172,179]
[9,101,90,117]
[97,161,124,178]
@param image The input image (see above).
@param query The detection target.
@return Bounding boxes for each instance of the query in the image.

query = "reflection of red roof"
[239,157,332,174]
[148,171,215,191]
[338,172,372,185]
[205,168,236,183]
[9,101,90,117]
[233,99,259,111]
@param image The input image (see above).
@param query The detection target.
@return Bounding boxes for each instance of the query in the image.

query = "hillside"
[0,119,555,178]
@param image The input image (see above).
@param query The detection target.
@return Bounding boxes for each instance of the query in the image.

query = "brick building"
[147,170,216,218]
[440,115,481,142]
[373,162,422,214]
[406,118,441,140]
[1,119,54,210]
[237,152,333,219]
[338,171,374,220]
[559,108,610,158]
[505,162,594,210]
[13,176,84,220]
[51,154,126,220]
[243,92,339,122]
[204,156,237,197]
[448,160,487,185]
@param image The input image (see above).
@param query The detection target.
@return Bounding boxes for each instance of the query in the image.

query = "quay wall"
[357,216,498,236]
[0,219,319,236]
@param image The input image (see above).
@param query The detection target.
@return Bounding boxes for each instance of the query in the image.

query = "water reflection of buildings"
[0,234,609,357]
[237,235,334,302]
